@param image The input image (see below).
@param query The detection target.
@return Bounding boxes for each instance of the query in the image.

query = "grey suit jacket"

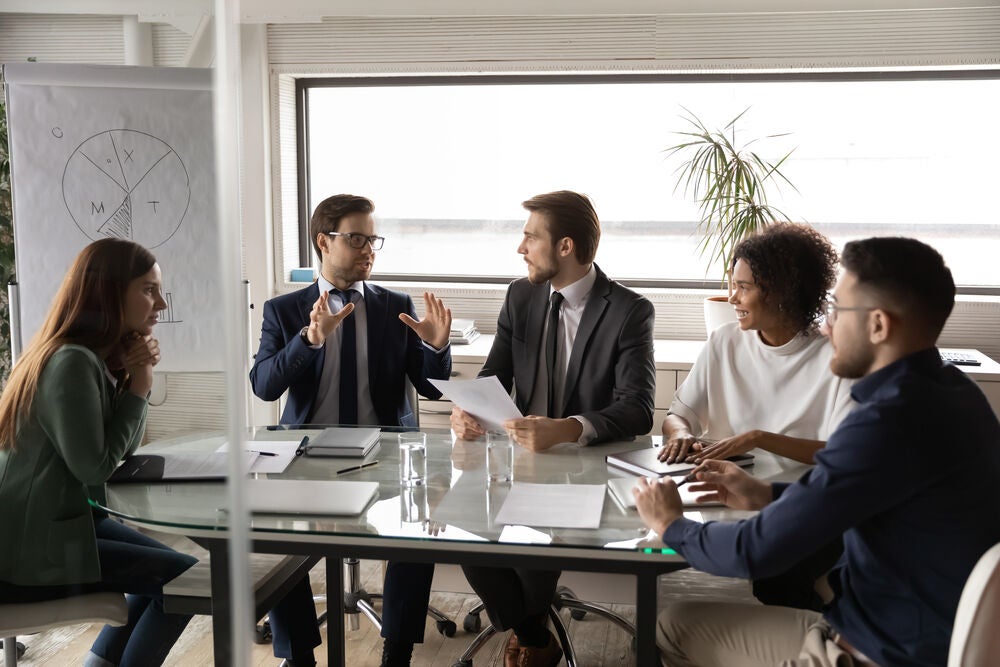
[480,265,656,444]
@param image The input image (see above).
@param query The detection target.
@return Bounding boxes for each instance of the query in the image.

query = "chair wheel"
[462,613,482,633]
[570,608,586,621]
[436,619,457,637]
[254,621,272,644]
[15,641,27,658]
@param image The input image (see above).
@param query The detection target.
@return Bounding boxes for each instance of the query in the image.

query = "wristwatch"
[299,326,311,346]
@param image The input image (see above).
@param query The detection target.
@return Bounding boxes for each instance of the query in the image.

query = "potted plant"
[665,107,796,333]
[0,98,14,387]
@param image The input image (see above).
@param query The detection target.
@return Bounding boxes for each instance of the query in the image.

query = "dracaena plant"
[665,106,797,288]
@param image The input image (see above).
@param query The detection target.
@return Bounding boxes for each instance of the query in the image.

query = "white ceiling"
[5,0,1000,23]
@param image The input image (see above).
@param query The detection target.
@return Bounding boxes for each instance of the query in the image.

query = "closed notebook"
[606,477,723,510]
[242,479,378,516]
[299,427,381,458]
[605,448,754,478]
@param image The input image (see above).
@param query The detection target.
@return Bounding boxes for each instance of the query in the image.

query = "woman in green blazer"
[0,239,197,667]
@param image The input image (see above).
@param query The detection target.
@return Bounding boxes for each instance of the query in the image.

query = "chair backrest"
[948,542,1000,667]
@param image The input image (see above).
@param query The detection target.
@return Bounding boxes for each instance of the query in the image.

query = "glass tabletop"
[98,426,808,555]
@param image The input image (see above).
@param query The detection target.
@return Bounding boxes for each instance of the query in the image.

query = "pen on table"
[295,435,309,456]
[337,460,378,475]
[248,450,277,457]
[674,467,703,489]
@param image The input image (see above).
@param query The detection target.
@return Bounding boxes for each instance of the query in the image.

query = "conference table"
[96,426,808,666]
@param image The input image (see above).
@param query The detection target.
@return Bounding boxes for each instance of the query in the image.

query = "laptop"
[241,479,379,516]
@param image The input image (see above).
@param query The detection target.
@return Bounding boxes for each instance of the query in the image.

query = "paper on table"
[428,376,523,433]
[216,440,299,474]
[494,482,606,529]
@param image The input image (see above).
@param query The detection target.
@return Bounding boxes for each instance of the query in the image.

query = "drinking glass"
[398,432,427,487]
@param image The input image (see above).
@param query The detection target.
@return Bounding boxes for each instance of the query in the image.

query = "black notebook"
[605,448,754,478]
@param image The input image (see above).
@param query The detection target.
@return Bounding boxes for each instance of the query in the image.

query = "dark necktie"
[333,289,358,425]
[546,291,564,418]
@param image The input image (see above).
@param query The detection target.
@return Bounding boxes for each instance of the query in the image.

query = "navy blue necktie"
[546,291,564,418]
[333,289,358,425]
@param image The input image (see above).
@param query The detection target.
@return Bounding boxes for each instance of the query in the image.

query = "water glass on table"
[398,431,427,487]
[486,430,514,485]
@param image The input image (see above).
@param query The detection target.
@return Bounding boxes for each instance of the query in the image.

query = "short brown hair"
[309,194,375,258]
[841,237,955,339]
[522,190,601,265]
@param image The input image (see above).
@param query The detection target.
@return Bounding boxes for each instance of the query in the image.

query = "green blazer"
[0,345,147,586]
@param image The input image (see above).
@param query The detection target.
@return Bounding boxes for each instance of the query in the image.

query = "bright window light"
[304,75,1000,288]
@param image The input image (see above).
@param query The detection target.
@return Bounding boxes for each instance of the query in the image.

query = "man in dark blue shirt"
[634,237,1000,667]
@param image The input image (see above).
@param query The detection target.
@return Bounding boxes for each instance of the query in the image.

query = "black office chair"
[452,586,635,667]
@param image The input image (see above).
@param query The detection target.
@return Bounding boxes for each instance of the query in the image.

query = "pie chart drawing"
[62,129,190,248]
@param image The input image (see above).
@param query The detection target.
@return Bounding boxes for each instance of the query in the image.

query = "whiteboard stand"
[7,279,22,365]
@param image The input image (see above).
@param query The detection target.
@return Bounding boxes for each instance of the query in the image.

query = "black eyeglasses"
[824,301,876,324]
[325,232,385,250]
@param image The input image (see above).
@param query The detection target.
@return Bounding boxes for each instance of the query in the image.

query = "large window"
[300,72,1000,289]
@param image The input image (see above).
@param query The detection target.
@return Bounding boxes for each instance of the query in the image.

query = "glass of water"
[486,431,514,485]
[398,431,427,487]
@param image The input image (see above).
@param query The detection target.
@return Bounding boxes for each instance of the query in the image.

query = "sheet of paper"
[161,451,257,478]
[429,376,522,433]
[494,482,606,529]
[216,440,298,474]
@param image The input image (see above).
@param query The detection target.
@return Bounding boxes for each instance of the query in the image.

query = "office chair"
[452,586,635,667]
[948,541,1000,667]
[1,593,128,667]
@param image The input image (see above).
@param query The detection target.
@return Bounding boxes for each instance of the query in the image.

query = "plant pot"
[703,295,736,336]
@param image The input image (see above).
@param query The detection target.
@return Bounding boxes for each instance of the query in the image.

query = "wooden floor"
[4,531,757,666]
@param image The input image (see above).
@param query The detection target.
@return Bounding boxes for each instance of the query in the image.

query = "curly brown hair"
[732,223,838,333]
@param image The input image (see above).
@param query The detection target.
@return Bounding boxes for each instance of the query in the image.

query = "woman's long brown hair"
[0,238,157,450]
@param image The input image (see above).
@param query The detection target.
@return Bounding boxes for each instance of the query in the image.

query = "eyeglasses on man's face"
[824,299,876,325]
[325,231,385,250]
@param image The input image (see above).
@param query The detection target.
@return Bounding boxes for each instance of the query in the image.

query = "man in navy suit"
[250,194,452,667]
[451,190,656,667]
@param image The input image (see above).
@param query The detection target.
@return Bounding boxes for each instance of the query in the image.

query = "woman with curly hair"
[660,223,853,466]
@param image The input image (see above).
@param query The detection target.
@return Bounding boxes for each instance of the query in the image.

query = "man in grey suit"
[451,190,656,667]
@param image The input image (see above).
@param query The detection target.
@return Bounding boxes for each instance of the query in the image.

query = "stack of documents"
[449,318,480,345]
[299,427,381,458]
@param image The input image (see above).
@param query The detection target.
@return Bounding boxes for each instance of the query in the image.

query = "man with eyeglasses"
[634,237,1000,667]
[250,194,453,667]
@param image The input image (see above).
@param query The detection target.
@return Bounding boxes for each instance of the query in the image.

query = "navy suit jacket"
[480,265,656,443]
[249,281,451,427]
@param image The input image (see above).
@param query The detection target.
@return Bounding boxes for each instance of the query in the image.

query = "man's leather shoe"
[512,631,563,667]
[504,632,522,667]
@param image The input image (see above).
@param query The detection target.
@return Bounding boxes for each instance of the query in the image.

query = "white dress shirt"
[526,265,598,444]
[309,277,378,426]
